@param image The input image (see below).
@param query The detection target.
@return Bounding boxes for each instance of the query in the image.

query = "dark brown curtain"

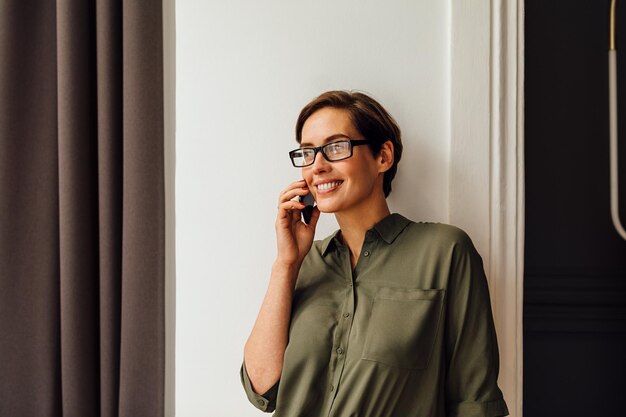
[0,1,164,416]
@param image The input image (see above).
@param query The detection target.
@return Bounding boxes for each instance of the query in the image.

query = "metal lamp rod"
[609,0,626,239]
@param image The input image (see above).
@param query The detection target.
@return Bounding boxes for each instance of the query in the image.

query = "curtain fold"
[95,2,123,416]
[0,1,164,416]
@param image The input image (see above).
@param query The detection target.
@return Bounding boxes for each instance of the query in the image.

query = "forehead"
[300,107,358,147]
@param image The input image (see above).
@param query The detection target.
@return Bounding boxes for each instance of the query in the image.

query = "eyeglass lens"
[291,141,351,167]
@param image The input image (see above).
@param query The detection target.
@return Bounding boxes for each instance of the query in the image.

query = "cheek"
[350,161,374,179]
[350,165,379,193]
[301,169,312,185]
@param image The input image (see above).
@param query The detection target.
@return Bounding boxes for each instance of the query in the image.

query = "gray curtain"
[0,1,164,416]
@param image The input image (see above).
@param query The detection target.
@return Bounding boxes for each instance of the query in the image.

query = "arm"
[444,232,509,417]
[240,179,320,412]
[243,261,299,395]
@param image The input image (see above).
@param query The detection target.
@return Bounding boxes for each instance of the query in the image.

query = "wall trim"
[449,1,524,416]
[163,0,176,414]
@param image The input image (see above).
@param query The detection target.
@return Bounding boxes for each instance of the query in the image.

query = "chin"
[315,205,335,214]
[315,202,340,214]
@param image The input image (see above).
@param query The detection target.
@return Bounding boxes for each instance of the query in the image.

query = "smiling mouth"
[317,181,343,192]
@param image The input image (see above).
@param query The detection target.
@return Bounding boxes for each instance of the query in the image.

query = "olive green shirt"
[240,213,509,417]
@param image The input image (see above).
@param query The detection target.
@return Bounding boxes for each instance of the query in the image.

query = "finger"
[278,179,308,199]
[279,179,308,197]
[278,199,305,211]
[279,188,309,202]
[277,203,303,227]
[278,185,310,204]
[290,205,302,225]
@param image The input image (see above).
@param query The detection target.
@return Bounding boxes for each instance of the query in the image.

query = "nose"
[309,148,331,174]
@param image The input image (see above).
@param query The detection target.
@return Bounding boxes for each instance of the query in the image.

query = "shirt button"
[363,250,370,257]
[336,347,344,355]
[329,384,335,392]
[343,312,350,318]
[257,399,265,406]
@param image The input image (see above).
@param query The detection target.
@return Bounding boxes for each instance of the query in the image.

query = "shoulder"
[401,218,475,251]
[393,218,484,274]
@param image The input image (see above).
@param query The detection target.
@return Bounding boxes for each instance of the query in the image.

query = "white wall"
[175,1,450,416]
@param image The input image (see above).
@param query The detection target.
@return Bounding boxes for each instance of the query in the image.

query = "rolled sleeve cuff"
[447,398,510,417]
[239,360,279,413]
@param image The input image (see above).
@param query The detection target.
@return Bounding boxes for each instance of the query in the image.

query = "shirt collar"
[321,213,412,256]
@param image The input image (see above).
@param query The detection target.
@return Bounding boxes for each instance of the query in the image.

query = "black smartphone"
[299,192,316,224]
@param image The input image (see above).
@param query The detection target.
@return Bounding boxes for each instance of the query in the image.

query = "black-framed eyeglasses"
[289,137,372,167]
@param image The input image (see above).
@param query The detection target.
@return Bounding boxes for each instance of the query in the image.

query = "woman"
[240,91,509,417]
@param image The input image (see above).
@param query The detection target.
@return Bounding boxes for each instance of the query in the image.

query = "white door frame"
[449,1,524,416]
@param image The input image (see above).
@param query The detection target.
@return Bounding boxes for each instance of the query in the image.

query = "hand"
[275,179,321,268]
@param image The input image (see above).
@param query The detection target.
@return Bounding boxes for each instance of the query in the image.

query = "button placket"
[354,234,374,276]
[323,245,357,416]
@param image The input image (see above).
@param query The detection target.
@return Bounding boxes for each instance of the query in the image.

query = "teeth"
[318,181,342,191]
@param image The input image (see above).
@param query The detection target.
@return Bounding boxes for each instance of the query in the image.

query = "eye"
[302,148,315,158]
[326,142,344,155]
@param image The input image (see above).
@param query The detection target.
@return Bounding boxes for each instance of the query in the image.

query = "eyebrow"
[300,133,350,147]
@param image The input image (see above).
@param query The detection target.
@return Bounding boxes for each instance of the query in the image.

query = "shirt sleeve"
[444,232,510,417]
[239,358,280,413]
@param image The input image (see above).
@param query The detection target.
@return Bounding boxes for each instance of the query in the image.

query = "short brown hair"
[295,90,402,198]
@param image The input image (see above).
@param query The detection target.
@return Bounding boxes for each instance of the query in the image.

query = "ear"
[377,140,394,173]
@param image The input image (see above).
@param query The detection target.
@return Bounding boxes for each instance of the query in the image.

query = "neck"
[335,196,391,258]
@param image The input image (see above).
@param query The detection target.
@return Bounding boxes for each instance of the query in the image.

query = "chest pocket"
[361,287,445,370]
